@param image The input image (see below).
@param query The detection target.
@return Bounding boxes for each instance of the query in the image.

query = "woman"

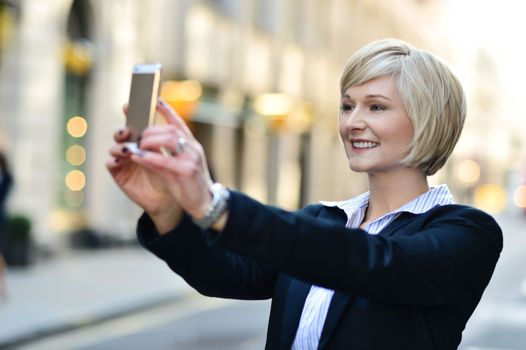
[108,39,502,349]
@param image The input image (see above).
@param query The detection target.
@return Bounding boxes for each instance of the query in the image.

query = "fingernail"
[122,146,129,154]
[159,98,166,106]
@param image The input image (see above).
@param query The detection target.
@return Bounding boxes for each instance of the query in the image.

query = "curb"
[0,293,184,349]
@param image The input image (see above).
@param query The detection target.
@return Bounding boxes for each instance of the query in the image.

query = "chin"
[348,161,371,173]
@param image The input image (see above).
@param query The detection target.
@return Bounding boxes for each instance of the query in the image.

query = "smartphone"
[125,63,162,152]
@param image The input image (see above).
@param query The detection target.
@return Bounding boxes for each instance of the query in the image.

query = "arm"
[126,99,502,307]
[137,212,277,300]
[208,191,502,307]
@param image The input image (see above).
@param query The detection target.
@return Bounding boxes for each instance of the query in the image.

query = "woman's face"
[339,75,414,175]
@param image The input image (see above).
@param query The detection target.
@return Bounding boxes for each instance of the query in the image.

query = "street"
[16,296,270,350]
[459,213,526,350]
[14,214,526,350]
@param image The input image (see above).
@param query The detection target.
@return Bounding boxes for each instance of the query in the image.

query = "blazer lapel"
[320,205,348,223]
[317,291,351,349]
[378,211,416,237]
[279,279,312,349]
[315,205,355,349]
[315,210,414,349]
[277,206,346,349]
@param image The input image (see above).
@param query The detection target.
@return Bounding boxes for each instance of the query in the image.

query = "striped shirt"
[290,184,455,350]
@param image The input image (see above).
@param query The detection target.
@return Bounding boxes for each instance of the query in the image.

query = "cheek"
[382,120,414,147]
[389,128,412,144]
[338,115,347,139]
[398,122,414,147]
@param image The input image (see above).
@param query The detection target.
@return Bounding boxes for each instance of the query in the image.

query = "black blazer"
[137,191,502,350]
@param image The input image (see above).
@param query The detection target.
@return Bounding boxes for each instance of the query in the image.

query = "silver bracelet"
[192,183,230,230]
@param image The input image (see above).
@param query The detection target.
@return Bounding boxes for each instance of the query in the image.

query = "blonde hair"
[340,38,466,176]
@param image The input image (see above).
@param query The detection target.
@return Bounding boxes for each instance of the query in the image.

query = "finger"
[131,151,196,177]
[109,143,134,158]
[130,151,198,173]
[141,125,178,154]
[141,125,197,153]
[140,130,193,155]
[106,157,122,174]
[139,133,175,154]
[122,103,129,116]
[157,98,192,135]
[141,124,178,138]
[114,128,132,142]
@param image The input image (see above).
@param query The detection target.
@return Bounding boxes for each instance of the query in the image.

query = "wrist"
[149,205,183,235]
[210,211,228,231]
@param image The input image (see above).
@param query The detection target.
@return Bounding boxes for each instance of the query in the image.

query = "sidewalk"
[0,246,193,348]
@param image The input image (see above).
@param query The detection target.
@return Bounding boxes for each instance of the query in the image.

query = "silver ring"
[174,137,187,155]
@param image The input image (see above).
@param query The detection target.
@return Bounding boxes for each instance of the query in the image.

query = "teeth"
[352,142,378,149]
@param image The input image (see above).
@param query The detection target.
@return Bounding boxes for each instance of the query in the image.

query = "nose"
[342,106,367,132]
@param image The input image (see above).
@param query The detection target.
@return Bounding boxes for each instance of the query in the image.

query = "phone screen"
[126,64,162,143]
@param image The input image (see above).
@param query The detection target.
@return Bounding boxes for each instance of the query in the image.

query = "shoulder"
[414,204,503,247]
[422,204,498,226]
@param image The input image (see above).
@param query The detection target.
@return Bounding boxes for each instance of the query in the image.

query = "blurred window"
[0,0,18,64]
[205,0,241,18]
[254,0,278,34]
[290,0,304,42]
[61,0,93,210]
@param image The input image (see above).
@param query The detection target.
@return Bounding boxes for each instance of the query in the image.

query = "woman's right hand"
[106,112,182,233]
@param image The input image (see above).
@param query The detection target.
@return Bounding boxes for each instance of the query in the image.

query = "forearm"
[137,212,276,299]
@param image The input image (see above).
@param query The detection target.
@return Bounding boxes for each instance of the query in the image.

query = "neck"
[365,167,429,223]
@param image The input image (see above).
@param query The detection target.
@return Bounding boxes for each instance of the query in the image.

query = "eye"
[339,103,354,112]
[370,104,386,111]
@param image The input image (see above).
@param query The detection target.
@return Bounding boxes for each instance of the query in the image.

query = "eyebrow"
[342,94,391,101]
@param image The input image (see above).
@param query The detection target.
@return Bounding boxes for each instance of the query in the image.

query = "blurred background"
[1,0,525,349]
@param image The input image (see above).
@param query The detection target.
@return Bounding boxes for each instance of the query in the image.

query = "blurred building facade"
[0,0,517,247]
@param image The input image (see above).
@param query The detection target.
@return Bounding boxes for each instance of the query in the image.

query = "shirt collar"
[320,184,455,218]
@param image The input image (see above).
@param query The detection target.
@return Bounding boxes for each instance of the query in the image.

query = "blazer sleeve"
[208,191,503,307]
[136,212,277,300]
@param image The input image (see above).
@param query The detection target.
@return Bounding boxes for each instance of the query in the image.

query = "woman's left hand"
[131,99,214,220]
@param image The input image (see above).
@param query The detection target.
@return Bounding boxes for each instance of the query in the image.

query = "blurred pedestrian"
[0,151,13,300]
[108,39,502,349]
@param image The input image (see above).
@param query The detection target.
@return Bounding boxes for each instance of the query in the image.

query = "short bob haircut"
[340,38,466,176]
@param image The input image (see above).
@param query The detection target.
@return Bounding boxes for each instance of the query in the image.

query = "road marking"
[16,293,234,350]
[463,347,517,350]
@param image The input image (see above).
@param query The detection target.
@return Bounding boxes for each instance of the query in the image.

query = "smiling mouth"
[352,141,379,149]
